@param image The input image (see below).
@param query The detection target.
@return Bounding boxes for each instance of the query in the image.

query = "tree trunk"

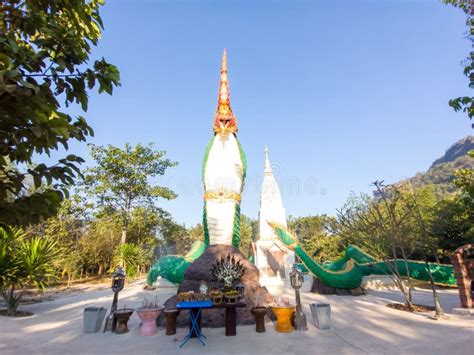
[3,284,24,316]
[400,247,414,303]
[120,227,127,266]
[431,247,441,264]
[420,245,445,319]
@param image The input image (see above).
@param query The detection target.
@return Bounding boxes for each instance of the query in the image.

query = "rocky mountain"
[398,136,474,194]
[430,136,474,168]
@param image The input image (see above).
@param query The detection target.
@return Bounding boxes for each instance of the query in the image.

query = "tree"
[331,182,417,310]
[0,225,58,316]
[79,214,121,276]
[42,195,88,285]
[112,243,146,279]
[288,215,341,263]
[83,143,177,264]
[406,185,446,319]
[239,215,258,258]
[443,1,474,126]
[0,1,120,226]
[156,218,198,256]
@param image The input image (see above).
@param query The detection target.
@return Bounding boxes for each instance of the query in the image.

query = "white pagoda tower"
[253,147,294,293]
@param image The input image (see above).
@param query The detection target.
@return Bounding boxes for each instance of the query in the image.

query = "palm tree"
[0,225,58,316]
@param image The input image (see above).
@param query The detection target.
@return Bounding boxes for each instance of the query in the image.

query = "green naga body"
[148,50,246,285]
[270,223,456,289]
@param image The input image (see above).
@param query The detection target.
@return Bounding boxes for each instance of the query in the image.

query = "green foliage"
[0,0,120,226]
[289,215,342,262]
[84,143,177,228]
[113,243,145,279]
[442,1,474,124]
[80,215,121,274]
[0,225,59,315]
[431,196,474,260]
[239,215,258,258]
[156,218,201,256]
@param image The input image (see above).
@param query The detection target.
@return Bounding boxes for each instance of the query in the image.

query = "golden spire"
[213,49,238,135]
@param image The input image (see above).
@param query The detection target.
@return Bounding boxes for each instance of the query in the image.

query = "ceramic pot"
[136,306,164,336]
[114,309,134,334]
[164,308,180,335]
[270,305,296,333]
[251,307,267,333]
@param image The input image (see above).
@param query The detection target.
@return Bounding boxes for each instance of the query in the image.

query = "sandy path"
[0,281,472,354]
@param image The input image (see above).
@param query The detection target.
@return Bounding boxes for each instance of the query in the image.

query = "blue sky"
[45,0,472,227]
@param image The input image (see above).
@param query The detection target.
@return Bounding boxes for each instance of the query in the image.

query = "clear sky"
[43,0,472,227]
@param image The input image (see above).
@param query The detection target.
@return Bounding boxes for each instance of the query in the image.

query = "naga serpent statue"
[148,50,246,285]
[269,222,456,289]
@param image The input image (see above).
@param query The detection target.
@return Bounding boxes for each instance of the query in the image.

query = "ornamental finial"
[264,146,272,175]
[213,49,238,135]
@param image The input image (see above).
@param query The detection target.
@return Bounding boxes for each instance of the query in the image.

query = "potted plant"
[210,289,223,304]
[223,290,240,304]
[269,297,295,333]
[135,297,164,336]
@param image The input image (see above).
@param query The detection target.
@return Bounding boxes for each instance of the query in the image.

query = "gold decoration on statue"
[204,188,241,203]
[213,49,238,136]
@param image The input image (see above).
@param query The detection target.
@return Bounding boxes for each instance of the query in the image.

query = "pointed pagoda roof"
[259,146,287,240]
[264,146,272,175]
[213,49,238,135]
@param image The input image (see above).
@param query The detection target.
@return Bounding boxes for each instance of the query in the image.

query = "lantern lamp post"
[104,266,126,332]
[289,264,308,331]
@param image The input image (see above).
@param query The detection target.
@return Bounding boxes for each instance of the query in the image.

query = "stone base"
[453,308,474,317]
[311,277,366,296]
[161,244,274,328]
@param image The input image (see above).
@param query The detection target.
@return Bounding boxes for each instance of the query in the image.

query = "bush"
[0,226,58,316]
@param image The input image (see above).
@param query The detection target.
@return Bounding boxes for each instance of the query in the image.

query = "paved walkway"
[0,281,472,354]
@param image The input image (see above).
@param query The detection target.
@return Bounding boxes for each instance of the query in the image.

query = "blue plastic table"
[176,300,213,349]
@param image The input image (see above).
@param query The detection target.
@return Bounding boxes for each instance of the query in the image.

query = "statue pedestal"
[162,244,273,328]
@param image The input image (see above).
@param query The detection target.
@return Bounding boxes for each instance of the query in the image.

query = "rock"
[311,277,365,296]
[161,244,274,328]
[335,288,352,296]
[350,287,366,296]
[311,277,336,295]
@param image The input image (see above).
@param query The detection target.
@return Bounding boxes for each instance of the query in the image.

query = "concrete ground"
[0,281,472,355]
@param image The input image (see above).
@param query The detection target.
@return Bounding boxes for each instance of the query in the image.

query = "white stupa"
[253,147,295,293]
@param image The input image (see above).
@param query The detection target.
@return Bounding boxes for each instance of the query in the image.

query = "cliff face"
[396,136,473,194]
[430,136,474,168]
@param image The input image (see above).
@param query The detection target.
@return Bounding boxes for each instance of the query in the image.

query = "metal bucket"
[310,303,331,330]
[84,307,107,333]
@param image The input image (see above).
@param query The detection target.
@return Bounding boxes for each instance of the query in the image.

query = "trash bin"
[310,303,331,330]
[84,307,107,333]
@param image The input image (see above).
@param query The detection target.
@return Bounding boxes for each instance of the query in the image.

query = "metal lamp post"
[289,264,308,331]
[104,266,126,332]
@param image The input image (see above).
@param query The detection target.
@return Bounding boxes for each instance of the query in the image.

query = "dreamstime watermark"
[156,159,328,198]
